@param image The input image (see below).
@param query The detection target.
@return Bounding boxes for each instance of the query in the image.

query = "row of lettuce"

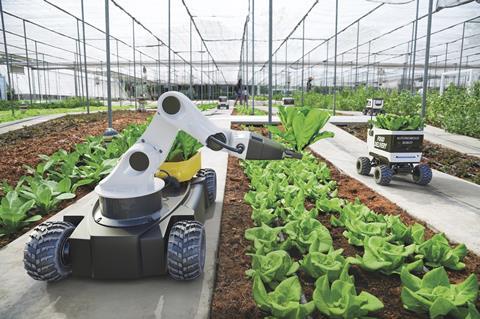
[292,83,480,138]
[0,116,204,237]
[0,97,104,111]
[241,106,479,318]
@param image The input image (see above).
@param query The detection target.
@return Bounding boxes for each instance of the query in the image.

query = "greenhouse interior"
[0,0,479,318]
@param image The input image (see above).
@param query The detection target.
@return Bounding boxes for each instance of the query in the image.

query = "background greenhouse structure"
[0,0,480,319]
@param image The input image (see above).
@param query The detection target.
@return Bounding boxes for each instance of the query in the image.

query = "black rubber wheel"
[167,220,206,281]
[374,165,393,185]
[356,157,371,175]
[24,221,75,282]
[412,163,432,185]
[197,168,216,206]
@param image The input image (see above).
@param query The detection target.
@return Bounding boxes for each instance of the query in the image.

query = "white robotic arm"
[95,92,300,200]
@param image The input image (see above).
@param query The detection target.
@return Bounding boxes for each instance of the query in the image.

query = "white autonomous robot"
[24,91,301,282]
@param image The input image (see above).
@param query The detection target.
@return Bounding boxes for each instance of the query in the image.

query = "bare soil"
[338,124,480,185]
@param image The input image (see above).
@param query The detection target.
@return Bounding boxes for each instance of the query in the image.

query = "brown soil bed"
[338,124,480,185]
[0,110,150,248]
[0,110,151,188]
[211,125,480,319]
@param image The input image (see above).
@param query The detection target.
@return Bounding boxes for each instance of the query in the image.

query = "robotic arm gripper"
[95,91,301,201]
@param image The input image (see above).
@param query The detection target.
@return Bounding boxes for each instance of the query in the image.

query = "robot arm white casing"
[95,92,299,200]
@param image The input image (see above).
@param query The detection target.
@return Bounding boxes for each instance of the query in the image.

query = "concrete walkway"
[424,125,480,158]
[310,123,480,255]
[0,116,231,319]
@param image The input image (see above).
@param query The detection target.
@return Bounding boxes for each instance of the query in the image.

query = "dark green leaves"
[371,114,424,131]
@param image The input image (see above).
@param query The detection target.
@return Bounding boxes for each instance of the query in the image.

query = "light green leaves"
[245,223,283,255]
[252,275,315,319]
[246,250,299,288]
[300,248,346,281]
[283,217,333,254]
[20,177,76,213]
[273,106,334,152]
[416,233,467,270]
[166,130,202,162]
[0,191,38,236]
[371,114,424,131]
[401,267,479,318]
[347,236,423,275]
[313,265,384,318]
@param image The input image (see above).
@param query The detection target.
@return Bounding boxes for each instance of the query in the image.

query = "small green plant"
[282,217,333,254]
[244,223,283,255]
[371,114,424,131]
[0,191,38,236]
[269,106,334,152]
[313,264,384,318]
[401,267,479,318]
[252,275,315,319]
[300,247,346,281]
[347,236,423,275]
[20,177,76,214]
[166,131,202,162]
[415,233,467,271]
[246,250,299,289]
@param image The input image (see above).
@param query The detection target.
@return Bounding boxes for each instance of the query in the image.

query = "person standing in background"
[306,76,313,92]
[234,78,243,106]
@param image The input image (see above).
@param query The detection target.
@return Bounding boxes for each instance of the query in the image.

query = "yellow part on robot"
[155,151,202,182]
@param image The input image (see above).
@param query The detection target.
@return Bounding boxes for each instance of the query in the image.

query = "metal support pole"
[81,0,90,113]
[251,0,255,114]
[246,16,249,104]
[341,53,344,88]
[0,0,13,112]
[132,17,137,109]
[168,0,171,91]
[189,20,193,99]
[333,0,338,115]
[116,39,121,105]
[42,54,47,102]
[325,40,329,89]
[268,0,272,124]
[354,21,360,87]
[23,20,33,106]
[434,55,438,88]
[157,40,161,97]
[366,40,371,87]
[301,19,305,107]
[444,43,449,73]
[104,0,114,132]
[285,40,288,93]
[34,41,41,103]
[200,41,203,101]
[73,52,78,98]
[140,53,143,99]
[421,0,434,119]
[76,19,84,101]
[457,22,466,86]
[411,0,420,92]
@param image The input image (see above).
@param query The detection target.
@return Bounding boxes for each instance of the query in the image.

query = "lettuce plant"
[166,130,202,162]
[246,250,299,288]
[371,114,424,131]
[20,177,76,214]
[386,215,425,245]
[313,264,384,318]
[252,275,315,319]
[245,223,283,255]
[300,248,346,281]
[269,106,334,152]
[282,217,332,254]
[416,233,467,270]
[347,236,423,275]
[401,267,479,318]
[251,206,278,226]
[0,191,38,236]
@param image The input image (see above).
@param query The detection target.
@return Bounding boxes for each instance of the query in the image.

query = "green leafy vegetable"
[252,275,315,319]
[401,267,480,318]
[282,217,333,254]
[313,264,384,318]
[0,191,38,236]
[300,248,346,281]
[272,106,334,152]
[166,130,202,162]
[246,250,299,288]
[245,223,283,255]
[371,114,424,131]
[20,177,76,213]
[416,233,467,270]
[347,236,423,275]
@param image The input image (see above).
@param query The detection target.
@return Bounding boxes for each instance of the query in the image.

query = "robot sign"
[374,134,423,153]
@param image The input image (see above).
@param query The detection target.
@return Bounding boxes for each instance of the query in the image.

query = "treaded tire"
[356,157,371,175]
[412,163,432,185]
[24,221,75,282]
[197,168,216,207]
[167,220,206,281]
[374,165,393,185]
